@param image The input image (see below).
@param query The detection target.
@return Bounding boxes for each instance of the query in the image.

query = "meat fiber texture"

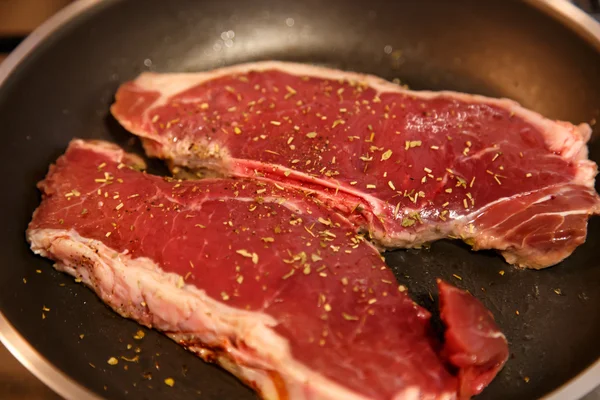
[27,140,507,400]
[111,61,600,269]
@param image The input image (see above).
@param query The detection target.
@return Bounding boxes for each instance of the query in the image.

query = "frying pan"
[0,0,599,399]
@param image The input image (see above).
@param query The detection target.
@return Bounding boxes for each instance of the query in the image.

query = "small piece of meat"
[437,280,509,399]
[27,140,507,400]
[111,61,600,269]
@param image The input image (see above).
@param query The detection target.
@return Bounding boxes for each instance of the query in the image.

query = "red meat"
[27,140,508,400]
[111,61,600,269]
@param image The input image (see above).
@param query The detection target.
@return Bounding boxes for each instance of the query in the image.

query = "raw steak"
[27,140,508,400]
[111,61,600,269]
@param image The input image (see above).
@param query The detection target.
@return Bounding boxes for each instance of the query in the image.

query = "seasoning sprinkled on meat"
[27,139,508,400]
[111,61,600,269]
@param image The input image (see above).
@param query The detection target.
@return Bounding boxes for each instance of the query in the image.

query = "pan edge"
[526,0,600,52]
[0,2,106,399]
[0,309,101,399]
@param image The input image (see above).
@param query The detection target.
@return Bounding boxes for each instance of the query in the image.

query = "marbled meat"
[27,140,508,400]
[111,61,600,269]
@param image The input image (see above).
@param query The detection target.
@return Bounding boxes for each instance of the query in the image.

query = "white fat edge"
[525,209,591,218]
[211,342,375,400]
[484,331,508,340]
[172,338,280,400]
[67,139,124,163]
[216,354,279,400]
[317,178,598,254]
[392,387,455,400]
[229,158,387,215]
[573,159,599,188]
[379,183,595,250]
[449,199,593,268]
[458,183,591,230]
[127,62,599,252]
[132,60,594,184]
[499,249,553,270]
[27,228,376,400]
[488,209,592,241]
[227,158,398,254]
[60,139,148,171]
[28,229,277,327]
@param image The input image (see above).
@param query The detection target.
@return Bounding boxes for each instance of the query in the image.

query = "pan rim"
[0,312,101,400]
[0,0,599,399]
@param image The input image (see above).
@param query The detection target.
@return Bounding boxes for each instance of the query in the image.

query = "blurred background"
[0,0,598,64]
[0,0,598,399]
[0,0,71,64]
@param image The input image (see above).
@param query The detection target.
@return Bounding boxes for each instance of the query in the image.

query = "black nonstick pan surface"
[0,0,599,399]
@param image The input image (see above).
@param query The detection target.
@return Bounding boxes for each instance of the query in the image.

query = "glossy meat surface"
[27,140,508,399]
[112,61,600,268]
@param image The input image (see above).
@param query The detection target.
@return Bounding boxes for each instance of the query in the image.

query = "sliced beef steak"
[111,61,600,269]
[27,140,507,400]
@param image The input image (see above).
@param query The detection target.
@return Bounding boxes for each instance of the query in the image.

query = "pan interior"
[0,0,599,399]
